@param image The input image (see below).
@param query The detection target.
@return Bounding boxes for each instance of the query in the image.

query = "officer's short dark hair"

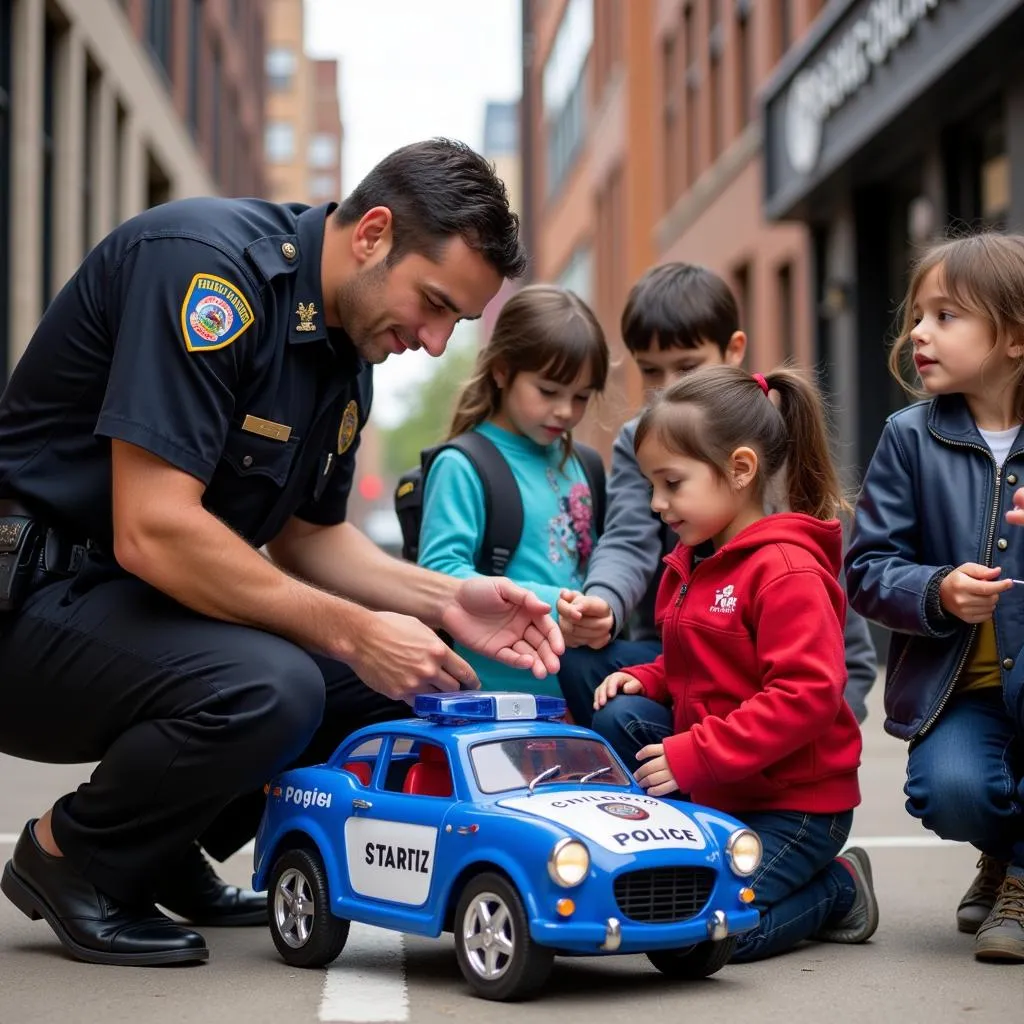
[336,138,527,280]
[621,262,739,354]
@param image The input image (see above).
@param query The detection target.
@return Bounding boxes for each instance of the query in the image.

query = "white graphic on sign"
[785,0,941,174]
[498,790,707,854]
[345,819,438,906]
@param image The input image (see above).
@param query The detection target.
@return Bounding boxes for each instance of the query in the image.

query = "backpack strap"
[424,432,523,576]
[573,442,606,536]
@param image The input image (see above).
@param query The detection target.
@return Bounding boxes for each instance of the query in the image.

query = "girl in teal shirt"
[418,284,609,695]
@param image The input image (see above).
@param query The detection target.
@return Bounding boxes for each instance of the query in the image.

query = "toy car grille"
[613,867,716,923]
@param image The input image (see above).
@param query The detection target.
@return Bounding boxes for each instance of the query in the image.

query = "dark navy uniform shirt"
[0,198,372,552]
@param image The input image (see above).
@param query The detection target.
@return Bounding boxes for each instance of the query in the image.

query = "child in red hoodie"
[591,364,876,963]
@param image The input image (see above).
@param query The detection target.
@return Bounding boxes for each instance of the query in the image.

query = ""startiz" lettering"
[364,842,431,874]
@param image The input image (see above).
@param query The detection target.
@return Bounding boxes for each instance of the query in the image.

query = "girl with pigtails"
[591,365,876,962]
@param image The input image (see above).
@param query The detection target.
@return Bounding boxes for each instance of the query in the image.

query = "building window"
[42,18,58,310]
[542,0,592,198]
[981,121,1009,231]
[83,60,101,255]
[114,101,127,221]
[662,32,679,209]
[265,122,295,163]
[0,0,9,376]
[147,149,171,209]
[708,0,722,159]
[556,245,593,305]
[684,3,698,187]
[732,260,753,357]
[308,174,336,202]
[736,0,752,129]
[187,0,203,136]
[308,133,338,169]
[266,47,296,92]
[146,0,173,79]
[777,262,795,361]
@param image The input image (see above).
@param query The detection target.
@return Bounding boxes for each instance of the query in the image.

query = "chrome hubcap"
[462,891,515,980]
[274,867,315,948]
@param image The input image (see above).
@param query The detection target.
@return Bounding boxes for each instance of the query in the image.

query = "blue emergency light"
[413,692,567,724]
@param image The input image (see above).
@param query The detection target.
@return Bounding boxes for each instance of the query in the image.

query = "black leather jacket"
[846,395,1024,740]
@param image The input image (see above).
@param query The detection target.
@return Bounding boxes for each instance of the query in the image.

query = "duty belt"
[0,499,92,608]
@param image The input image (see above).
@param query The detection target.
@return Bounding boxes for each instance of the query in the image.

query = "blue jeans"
[905,689,1024,869]
[557,639,662,726]
[592,694,857,962]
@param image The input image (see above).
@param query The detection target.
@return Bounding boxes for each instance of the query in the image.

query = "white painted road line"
[319,924,408,1023]
[847,836,957,849]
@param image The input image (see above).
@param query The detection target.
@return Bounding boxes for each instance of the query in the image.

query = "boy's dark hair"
[621,262,739,354]
[335,138,527,280]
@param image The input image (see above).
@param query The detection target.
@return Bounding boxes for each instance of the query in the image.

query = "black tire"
[454,872,554,1001]
[268,847,350,968]
[646,937,736,979]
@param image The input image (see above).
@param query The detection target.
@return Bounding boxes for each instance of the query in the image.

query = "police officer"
[0,139,560,966]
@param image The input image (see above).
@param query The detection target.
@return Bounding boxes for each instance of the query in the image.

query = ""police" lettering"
[283,785,332,809]
[364,842,430,874]
[612,826,697,847]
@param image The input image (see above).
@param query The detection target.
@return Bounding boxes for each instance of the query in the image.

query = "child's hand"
[593,671,643,709]
[939,563,1013,622]
[555,590,585,624]
[1007,487,1024,526]
[557,590,614,649]
[633,743,679,797]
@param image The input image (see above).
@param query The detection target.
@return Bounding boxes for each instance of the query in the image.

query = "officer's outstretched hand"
[1007,486,1024,526]
[350,612,480,701]
[441,577,564,680]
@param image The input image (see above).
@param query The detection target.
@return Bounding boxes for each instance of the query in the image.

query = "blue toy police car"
[253,693,762,1001]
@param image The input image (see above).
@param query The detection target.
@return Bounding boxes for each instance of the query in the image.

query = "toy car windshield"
[469,736,632,794]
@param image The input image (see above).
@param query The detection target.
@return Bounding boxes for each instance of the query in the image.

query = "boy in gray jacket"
[557,262,878,726]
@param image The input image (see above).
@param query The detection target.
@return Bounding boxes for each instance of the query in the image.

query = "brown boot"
[974,874,1024,963]
[957,855,1008,934]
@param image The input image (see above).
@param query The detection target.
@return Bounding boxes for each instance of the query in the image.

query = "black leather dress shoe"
[1,821,208,966]
[155,842,267,927]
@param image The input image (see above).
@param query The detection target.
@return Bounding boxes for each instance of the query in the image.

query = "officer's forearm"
[114,507,370,662]
[266,519,458,628]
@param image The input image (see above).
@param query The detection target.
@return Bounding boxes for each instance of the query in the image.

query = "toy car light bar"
[414,692,567,723]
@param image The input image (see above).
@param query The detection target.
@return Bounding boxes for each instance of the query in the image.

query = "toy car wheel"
[268,848,350,968]
[646,937,736,980]
[454,872,554,1001]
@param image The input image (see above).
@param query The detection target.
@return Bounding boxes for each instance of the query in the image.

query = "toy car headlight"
[726,829,762,876]
[548,838,590,888]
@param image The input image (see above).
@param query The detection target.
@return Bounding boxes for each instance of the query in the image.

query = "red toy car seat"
[343,761,372,786]
[402,744,452,797]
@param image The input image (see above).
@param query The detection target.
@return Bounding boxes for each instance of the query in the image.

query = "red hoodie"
[623,513,862,815]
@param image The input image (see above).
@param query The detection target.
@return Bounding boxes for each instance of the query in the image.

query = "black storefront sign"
[763,0,1023,220]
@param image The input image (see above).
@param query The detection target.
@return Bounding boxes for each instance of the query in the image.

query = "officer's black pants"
[0,572,410,904]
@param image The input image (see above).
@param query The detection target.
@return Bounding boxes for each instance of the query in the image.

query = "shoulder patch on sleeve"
[180,273,255,352]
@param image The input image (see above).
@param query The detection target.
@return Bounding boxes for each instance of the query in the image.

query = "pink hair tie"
[752,372,770,396]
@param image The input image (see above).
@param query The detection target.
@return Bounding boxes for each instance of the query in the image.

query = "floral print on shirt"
[545,467,593,582]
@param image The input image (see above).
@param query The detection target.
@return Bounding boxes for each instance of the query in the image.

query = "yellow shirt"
[958,619,1002,692]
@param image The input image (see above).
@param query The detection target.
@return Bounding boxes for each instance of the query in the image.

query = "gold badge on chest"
[337,400,360,454]
[295,302,318,332]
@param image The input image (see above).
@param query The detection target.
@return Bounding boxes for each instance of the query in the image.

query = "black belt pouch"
[0,514,41,612]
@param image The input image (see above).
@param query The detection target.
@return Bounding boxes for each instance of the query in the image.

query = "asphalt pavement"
[1,675,1022,1024]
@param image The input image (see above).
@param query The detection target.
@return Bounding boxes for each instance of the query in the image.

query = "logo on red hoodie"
[710,584,738,614]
